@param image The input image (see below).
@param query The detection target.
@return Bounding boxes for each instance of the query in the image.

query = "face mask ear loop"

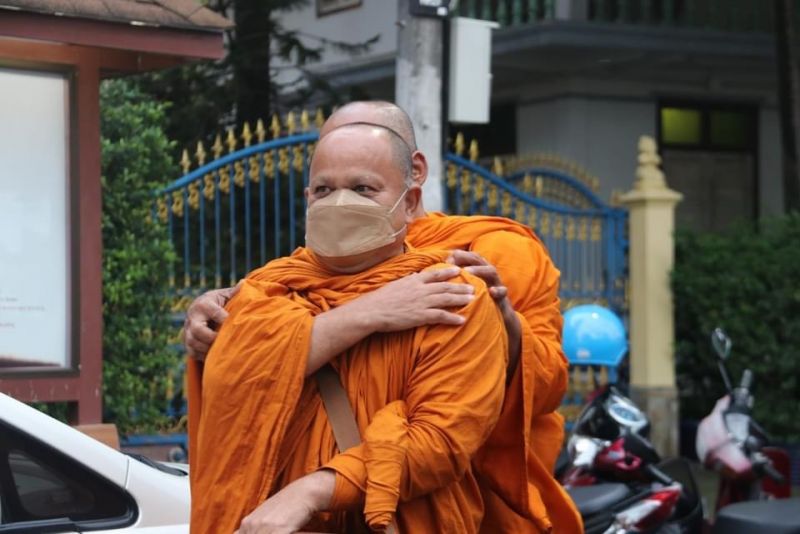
[388,187,410,215]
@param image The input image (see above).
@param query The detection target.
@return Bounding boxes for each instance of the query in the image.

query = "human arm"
[183,283,241,360]
[184,269,476,374]
[235,470,336,534]
[304,267,474,376]
[323,271,508,517]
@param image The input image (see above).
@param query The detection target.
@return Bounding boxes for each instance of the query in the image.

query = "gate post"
[619,136,683,457]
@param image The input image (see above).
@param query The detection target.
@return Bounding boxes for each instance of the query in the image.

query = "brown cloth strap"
[315,364,398,534]
[316,364,362,451]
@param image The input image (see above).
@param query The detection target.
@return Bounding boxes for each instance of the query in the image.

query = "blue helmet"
[562,304,628,366]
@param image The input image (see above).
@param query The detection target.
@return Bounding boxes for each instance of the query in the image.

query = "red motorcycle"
[561,386,703,533]
[695,328,800,533]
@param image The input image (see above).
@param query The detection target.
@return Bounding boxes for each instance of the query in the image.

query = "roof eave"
[0,9,227,62]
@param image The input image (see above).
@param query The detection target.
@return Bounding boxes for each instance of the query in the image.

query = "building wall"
[275,0,397,86]
[517,96,656,201]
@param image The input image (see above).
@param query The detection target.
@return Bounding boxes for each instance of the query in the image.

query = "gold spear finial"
[454,132,465,156]
[255,119,266,143]
[211,134,223,160]
[180,149,191,174]
[315,107,325,130]
[195,141,207,167]
[301,109,310,131]
[241,122,253,147]
[225,128,237,153]
[469,139,479,162]
[270,114,281,139]
[286,111,296,135]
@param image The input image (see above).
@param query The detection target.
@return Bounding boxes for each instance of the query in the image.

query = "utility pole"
[396,0,444,212]
[775,0,800,212]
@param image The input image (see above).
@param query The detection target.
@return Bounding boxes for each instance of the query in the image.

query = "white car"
[0,393,190,533]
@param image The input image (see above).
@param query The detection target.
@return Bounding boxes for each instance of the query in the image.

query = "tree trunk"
[775,0,800,212]
[231,0,273,125]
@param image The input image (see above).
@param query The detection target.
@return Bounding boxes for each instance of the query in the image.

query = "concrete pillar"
[395,0,444,212]
[619,136,683,457]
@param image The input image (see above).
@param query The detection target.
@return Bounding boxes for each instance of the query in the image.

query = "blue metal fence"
[443,154,628,313]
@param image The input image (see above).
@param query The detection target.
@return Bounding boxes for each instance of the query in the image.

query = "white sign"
[0,67,70,370]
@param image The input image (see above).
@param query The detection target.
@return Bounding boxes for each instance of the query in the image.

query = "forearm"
[306,302,376,376]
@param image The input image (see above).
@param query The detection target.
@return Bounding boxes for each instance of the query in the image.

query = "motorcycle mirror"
[711,328,732,360]
[711,328,734,394]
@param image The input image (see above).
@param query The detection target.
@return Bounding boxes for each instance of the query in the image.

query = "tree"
[135,0,377,152]
[100,80,178,433]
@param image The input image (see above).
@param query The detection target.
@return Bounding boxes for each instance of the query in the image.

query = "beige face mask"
[305,187,408,258]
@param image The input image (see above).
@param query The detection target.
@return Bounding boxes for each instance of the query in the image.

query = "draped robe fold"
[406,213,582,533]
[188,248,508,534]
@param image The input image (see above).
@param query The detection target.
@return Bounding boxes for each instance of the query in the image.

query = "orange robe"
[407,213,581,533]
[188,248,508,533]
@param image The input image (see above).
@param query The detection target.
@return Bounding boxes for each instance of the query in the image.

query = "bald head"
[320,101,417,150]
[315,122,412,184]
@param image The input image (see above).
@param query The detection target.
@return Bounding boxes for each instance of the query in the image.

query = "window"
[0,422,136,531]
[661,107,702,144]
[658,102,755,151]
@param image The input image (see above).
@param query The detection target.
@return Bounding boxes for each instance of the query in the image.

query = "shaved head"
[316,122,412,184]
[321,101,417,150]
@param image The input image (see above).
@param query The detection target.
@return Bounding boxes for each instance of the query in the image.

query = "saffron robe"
[406,212,581,533]
[188,248,508,533]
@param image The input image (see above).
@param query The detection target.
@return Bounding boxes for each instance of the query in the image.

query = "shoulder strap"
[315,364,398,534]
[316,364,362,451]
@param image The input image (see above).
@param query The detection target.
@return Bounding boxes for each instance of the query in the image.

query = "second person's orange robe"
[407,212,581,533]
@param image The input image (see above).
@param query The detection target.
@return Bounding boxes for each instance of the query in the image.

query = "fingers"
[464,265,502,288]
[417,267,460,282]
[448,249,488,267]
[426,281,474,295]
[183,318,217,360]
[424,309,466,326]
[425,292,475,309]
[489,285,509,301]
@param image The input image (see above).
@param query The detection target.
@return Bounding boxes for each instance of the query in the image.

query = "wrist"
[342,298,382,335]
[302,469,336,511]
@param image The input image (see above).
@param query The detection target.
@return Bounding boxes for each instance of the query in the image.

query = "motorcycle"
[696,328,800,533]
[561,384,703,533]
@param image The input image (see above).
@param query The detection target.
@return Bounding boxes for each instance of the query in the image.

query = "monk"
[185,102,581,532]
[189,123,509,533]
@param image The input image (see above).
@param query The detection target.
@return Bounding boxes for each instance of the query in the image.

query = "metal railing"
[443,153,628,312]
[457,0,781,33]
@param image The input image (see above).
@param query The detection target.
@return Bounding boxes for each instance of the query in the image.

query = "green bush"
[100,79,178,433]
[672,214,800,441]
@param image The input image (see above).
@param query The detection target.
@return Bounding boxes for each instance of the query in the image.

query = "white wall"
[275,0,398,86]
[0,67,70,368]
[758,107,783,216]
[516,96,656,201]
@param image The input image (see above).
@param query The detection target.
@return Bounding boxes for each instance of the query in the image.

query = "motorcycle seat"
[566,483,632,517]
[714,498,800,534]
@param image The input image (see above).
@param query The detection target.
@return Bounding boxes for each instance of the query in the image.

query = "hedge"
[672,213,800,442]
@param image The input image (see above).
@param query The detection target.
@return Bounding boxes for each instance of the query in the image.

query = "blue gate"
[154,122,628,314]
[443,149,628,313]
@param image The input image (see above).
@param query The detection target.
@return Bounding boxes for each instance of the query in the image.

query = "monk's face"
[306,126,421,273]
[320,104,429,191]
